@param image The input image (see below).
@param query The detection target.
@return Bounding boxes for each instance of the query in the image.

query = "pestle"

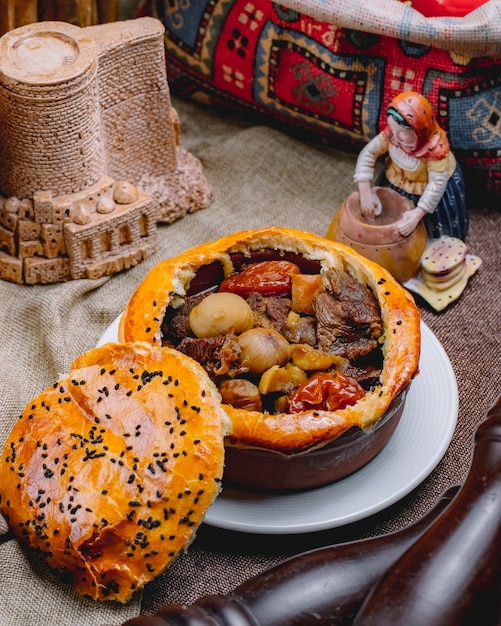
[353,393,501,625]
[121,485,459,626]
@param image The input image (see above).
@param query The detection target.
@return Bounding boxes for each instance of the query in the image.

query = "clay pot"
[327,187,427,283]
[223,387,408,491]
[180,248,410,491]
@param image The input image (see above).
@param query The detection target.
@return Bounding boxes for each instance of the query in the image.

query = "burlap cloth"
[0,96,499,625]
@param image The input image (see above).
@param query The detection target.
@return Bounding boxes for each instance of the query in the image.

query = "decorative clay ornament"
[328,91,480,311]
[404,236,482,312]
[327,186,428,284]
[0,18,212,284]
[354,91,468,242]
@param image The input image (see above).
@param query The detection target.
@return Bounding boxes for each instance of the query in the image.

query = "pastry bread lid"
[0,342,230,602]
[119,227,421,453]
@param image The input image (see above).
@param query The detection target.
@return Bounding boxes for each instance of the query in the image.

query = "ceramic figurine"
[354,91,468,242]
[328,91,480,310]
[0,18,212,284]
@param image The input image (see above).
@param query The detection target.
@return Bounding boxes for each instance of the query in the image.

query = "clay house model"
[0,17,211,284]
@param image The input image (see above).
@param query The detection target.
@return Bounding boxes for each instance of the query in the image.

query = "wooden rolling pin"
[121,487,459,626]
[353,392,501,625]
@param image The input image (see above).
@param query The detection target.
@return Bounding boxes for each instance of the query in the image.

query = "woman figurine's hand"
[397,207,426,237]
[358,182,382,219]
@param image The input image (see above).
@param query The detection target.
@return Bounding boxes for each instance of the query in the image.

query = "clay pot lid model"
[404,236,482,312]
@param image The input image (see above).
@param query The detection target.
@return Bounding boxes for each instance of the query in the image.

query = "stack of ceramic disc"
[404,236,482,311]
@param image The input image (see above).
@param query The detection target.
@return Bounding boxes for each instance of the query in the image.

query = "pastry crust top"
[119,227,421,452]
[0,342,230,602]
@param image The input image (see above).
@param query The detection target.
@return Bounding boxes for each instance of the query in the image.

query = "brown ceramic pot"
[223,387,408,491]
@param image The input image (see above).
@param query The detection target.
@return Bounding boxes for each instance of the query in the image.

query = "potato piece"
[291,274,322,314]
[285,362,308,386]
[274,395,290,414]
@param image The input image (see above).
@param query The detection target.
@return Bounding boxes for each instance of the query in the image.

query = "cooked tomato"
[289,371,365,413]
[219,260,301,296]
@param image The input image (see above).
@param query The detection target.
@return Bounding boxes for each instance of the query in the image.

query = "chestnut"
[189,292,254,338]
[237,328,291,376]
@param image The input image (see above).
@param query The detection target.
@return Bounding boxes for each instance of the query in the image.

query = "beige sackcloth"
[0,95,499,625]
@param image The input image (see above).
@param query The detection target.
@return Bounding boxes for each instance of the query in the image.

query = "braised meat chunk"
[177,334,242,379]
[313,269,382,361]
[162,294,205,341]
[246,292,292,332]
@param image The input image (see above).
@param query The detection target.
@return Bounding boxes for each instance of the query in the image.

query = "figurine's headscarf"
[382,92,449,160]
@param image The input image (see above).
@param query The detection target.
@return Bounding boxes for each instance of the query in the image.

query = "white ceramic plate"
[97,319,458,535]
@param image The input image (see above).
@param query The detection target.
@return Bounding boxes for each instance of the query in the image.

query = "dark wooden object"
[121,487,458,625]
[353,393,501,625]
[124,394,501,626]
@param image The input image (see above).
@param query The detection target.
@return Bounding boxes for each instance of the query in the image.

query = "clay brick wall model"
[0,17,212,284]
